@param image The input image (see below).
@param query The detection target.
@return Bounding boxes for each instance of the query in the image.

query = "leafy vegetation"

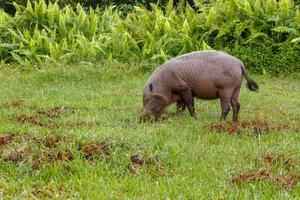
[0,64,299,199]
[0,0,299,73]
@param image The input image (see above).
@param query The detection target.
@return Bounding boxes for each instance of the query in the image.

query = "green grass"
[0,63,299,199]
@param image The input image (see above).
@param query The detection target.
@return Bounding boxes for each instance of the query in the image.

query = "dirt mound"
[231,169,270,184]
[131,154,145,165]
[17,114,44,126]
[57,150,74,161]
[261,152,296,170]
[80,140,110,158]
[37,106,75,118]
[2,100,25,108]
[44,136,61,148]
[204,119,299,135]
[129,154,163,176]
[3,152,22,163]
[13,106,76,128]
[231,152,300,190]
[0,133,14,146]
[274,173,300,190]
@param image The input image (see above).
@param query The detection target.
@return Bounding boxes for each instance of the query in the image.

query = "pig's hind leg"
[230,87,241,122]
[219,88,234,121]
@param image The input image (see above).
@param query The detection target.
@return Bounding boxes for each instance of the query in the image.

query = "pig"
[140,50,259,122]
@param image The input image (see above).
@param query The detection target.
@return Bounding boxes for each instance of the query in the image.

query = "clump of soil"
[31,153,57,170]
[231,152,300,190]
[37,106,75,118]
[204,119,299,135]
[65,121,90,128]
[129,154,162,175]
[13,106,75,128]
[57,150,74,161]
[44,136,61,148]
[17,114,44,126]
[20,146,32,156]
[80,140,110,159]
[261,152,281,165]
[131,154,145,165]
[261,152,296,170]
[2,100,25,108]
[231,169,271,184]
[0,133,14,146]
[274,173,300,190]
[3,152,22,163]
[129,154,145,175]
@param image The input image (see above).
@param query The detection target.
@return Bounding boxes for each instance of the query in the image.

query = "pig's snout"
[139,108,152,122]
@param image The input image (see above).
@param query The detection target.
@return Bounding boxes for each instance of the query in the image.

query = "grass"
[0,62,299,199]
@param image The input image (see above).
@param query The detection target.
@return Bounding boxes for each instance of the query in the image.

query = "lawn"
[0,63,299,199]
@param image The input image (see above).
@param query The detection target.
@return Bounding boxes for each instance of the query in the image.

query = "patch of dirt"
[129,154,162,176]
[80,140,110,159]
[13,106,76,128]
[129,163,143,175]
[57,150,74,161]
[65,121,90,128]
[274,173,300,190]
[131,154,145,165]
[204,119,299,135]
[129,154,146,175]
[3,152,22,163]
[231,169,271,184]
[44,136,61,148]
[16,114,44,126]
[32,188,52,198]
[232,151,300,190]
[261,152,296,170]
[20,146,32,156]
[2,100,25,108]
[261,152,281,166]
[37,106,75,118]
[31,153,57,170]
[0,133,14,146]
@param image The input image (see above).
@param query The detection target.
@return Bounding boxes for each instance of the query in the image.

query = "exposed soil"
[274,173,300,190]
[57,150,74,161]
[37,106,75,118]
[0,133,14,146]
[129,154,162,176]
[20,146,32,156]
[44,136,61,148]
[65,121,90,128]
[129,163,142,175]
[261,152,282,166]
[80,140,110,158]
[231,169,271,184]
[131,154,145,165]
[2,100,25,108]
[232,170,300,190]
[204,119,299,135]
[16,114,44,126]
[12,106,76,129]
[3,152,22,163]
[232,152,300,190]
[261,152,296,170]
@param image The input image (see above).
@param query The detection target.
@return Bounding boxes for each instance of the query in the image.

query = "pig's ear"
[150,93,168,104]
[149,83,153,93]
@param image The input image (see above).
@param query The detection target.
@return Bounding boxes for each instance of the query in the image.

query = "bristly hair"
[247,79,259,92]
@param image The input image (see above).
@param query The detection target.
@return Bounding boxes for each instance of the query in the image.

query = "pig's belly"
[191,81,219,100]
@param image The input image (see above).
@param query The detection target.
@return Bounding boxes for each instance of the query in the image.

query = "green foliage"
[0,0,299,74]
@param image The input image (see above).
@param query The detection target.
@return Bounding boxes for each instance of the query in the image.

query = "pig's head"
[140,83,168,122]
